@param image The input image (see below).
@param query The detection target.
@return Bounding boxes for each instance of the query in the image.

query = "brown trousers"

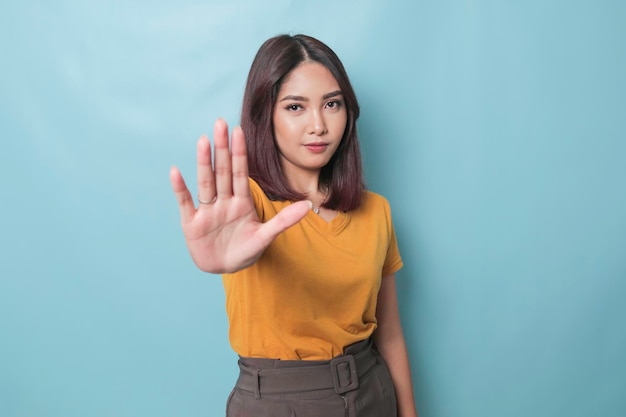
[226,339,397,417]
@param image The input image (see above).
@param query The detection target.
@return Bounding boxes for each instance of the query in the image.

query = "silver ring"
[197,194,217,205]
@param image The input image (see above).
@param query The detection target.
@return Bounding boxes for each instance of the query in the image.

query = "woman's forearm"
[374,274,418,417]
[376,332,418,417]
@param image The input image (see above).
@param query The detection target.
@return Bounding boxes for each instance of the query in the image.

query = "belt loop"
[254,369,261,400]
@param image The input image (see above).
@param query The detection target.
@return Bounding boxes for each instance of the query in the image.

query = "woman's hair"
[241,34,364,211]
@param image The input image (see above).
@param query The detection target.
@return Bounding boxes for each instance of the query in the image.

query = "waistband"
[236,339,378,398]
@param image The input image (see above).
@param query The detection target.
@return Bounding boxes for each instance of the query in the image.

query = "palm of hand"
[170,119,310,274]
[181,195,264,273]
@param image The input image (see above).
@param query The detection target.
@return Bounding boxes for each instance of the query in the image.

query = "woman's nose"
[308,110,328,136]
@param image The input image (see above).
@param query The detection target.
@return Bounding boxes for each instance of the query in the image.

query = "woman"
[170,34,418,417]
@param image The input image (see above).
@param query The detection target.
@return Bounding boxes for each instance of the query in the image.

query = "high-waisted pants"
[225,339,397,417]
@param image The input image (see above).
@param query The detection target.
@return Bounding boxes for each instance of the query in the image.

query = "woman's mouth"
[304,142,328,153]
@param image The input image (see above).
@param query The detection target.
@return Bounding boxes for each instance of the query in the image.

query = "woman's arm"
[373,273,419,417]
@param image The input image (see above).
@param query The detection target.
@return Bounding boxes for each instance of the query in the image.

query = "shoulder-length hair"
[240,34,364,212]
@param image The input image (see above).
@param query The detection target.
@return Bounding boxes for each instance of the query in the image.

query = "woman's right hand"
[169,119,311,274]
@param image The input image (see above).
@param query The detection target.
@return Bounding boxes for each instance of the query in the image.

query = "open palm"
[170,119,310,274]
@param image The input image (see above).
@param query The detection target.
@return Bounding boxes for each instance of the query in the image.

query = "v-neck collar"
[303,209,350,237]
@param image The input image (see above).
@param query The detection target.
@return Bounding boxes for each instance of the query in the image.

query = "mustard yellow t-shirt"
[222,179,403,360]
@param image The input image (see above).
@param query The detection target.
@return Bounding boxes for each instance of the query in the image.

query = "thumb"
[257,200,312,242]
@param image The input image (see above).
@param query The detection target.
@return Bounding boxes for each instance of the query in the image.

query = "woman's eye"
[286,104,302,111]
[326,100,342,109]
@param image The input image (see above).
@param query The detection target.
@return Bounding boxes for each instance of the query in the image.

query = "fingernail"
[306,200,313,209]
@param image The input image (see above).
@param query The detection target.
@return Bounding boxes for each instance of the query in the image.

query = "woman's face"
[272,61,347,179]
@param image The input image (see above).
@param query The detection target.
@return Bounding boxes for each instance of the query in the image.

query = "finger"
[257,200,312,244]
[231,126,250,198]
[196,134,215,206]
[213,118,232,199]
[169,166,196,222]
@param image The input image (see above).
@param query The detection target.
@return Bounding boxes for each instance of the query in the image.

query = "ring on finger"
[197,194,217,205]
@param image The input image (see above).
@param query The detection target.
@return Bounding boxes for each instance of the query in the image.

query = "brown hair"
[240,34,364,211]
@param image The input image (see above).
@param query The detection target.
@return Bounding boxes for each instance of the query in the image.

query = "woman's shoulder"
[350,190,398,237]
[247,177,270,218]
[248,176,261,191]
[357,189,393,218]
[247,177,291,219]
[362,189,391,208]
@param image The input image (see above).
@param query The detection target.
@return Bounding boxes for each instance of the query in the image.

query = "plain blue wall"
[1,1,624,416]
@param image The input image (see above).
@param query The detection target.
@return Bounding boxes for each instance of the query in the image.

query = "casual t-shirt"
[222,178,403,360]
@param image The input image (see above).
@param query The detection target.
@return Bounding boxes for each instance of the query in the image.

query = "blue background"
[1,1,625,416]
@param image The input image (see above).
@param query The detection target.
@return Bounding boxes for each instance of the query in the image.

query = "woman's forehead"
[278,62,341,97]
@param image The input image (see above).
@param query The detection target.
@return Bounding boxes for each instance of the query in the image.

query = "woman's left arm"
[373,273,419,417]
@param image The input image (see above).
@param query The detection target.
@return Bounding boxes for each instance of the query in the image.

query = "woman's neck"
[282,164,322,197]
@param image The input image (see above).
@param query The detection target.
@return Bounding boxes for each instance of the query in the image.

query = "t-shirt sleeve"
[381,199,404,276]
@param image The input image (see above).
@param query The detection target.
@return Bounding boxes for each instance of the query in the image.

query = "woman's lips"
[304,143,328,153]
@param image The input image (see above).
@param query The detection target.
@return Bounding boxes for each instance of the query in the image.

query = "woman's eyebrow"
[280,95,307,102]
[279,90,343,102]
[322,90,343,100]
